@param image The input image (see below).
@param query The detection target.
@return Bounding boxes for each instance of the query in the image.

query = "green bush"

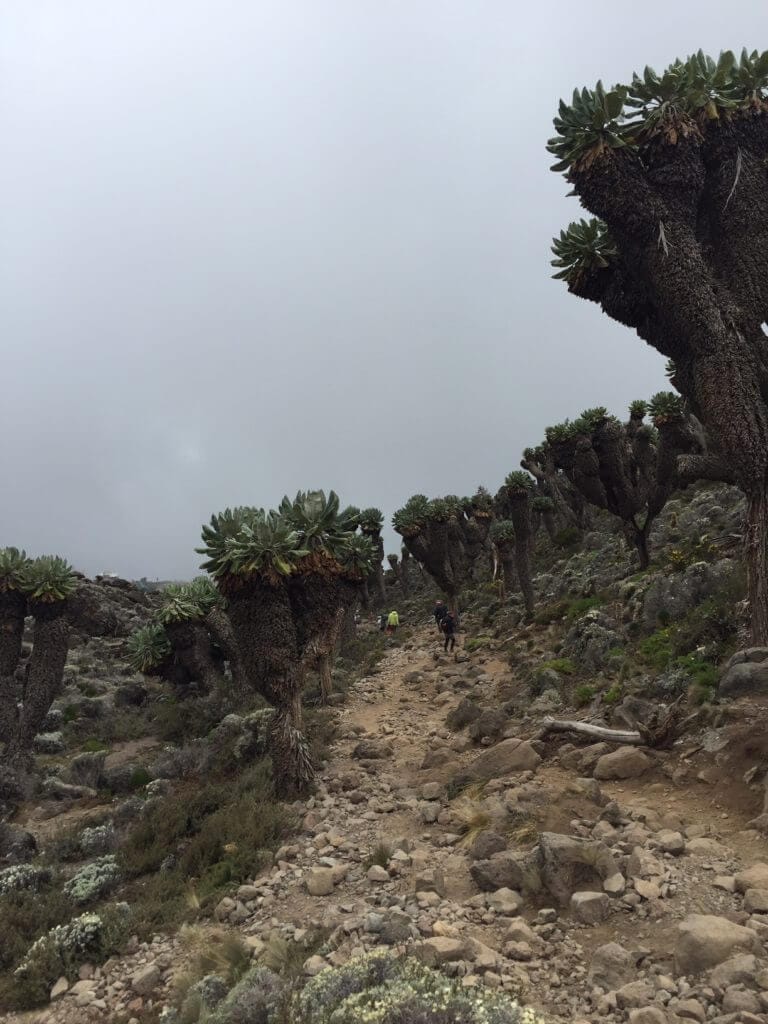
[464,636,491,653]
[5,905,128,1009]
[602,683,622,706]
[553,526,581,548]
[119,761,292,936]
[533,600,570,625]
[574,684,596,707]
[541,657,576,676]
[81,738,109,753]
[566,595,604,620]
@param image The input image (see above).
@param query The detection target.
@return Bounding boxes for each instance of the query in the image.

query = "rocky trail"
[14,623,768,1024]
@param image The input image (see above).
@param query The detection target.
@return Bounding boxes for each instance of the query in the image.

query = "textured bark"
[165,620,223,693]
[562,120,768,637]
[0,590,26,746]
[747,488,768,648]
[225,580,314,793]
[269,685,314,796]
[3,603,69,767]
[496,488,535,615]
[205,606,246,690]
[399,511,491,616]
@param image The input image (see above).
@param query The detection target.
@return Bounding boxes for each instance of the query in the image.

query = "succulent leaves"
[126,623,171,673]
[0,548,30,594]
[20,556,78,603]
[198,490,374,584]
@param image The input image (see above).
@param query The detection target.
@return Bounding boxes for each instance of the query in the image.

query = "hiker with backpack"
[442,610,457,652]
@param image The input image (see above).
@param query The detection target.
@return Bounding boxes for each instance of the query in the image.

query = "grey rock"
[535,832,618,905]
[587,942,634,991]
[593,747,652,780]
[570,890,610,924]
[675,914,760,975]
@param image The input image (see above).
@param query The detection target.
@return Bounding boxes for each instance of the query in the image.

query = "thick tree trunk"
[747,487,768,647]
[542,511,557,541]
[3,603,69,767]
[165,620,222,693]
[514,540,534,617]
[632,522,651,570]
[0,590,26,677]
[205,606,246,691]
[269,684,314,797]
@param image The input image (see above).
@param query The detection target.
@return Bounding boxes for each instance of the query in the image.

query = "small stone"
[570,891,610,924]
[593,747,651,780]
[628,1010,667,1024]
[130,964,161,996]
[306,867,335,896]
[743,887,768,913]
[656,829,686,855]
[367,865,390,883]
[486,887,523,915]
[50,977,69,1001]
[417,936,467,967]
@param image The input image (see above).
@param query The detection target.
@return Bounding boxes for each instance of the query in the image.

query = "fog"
[2,1,764,577]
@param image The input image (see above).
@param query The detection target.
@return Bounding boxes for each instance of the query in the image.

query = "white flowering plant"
[294,951,544,1024]
[62,855,121,904]
[0,864,51,896]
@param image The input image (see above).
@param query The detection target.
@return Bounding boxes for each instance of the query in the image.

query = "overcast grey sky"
[1,2,765,578]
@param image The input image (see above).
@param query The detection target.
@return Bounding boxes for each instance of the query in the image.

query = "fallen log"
[540,696,691,750]
[539,718,642,745]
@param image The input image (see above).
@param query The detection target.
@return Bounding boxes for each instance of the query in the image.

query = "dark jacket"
[442,613,456,635]
[434,604,448,624]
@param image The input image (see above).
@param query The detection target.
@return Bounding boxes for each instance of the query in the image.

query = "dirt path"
[14,624,768,1023]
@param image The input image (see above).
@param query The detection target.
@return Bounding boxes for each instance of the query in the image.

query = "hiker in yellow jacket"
[386,610,399,635]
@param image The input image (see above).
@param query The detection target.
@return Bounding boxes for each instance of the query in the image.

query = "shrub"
[0,865,51,897]
[602,683,622,706]
[553,526,581,548]
[464,636,491,653]
[293,951,542,1024]
[207,965,287,1024]
[533,600,570,625]
[566,595,604,620]
[81,738,109,753]
[9,905,128,1008]
[574,684,596,707]
[119,761,291,935]
[0,885,72,973]
[62,856,121,905]
[79,824,117,857]
[540,657,576,676]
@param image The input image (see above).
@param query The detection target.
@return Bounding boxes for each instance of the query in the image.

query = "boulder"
[462,738,541,783]
[570,891,610,924]
[743,888,768,913]
[468,709,509,743]
[708,953,760,989]
[735,863,768,893]
[685,837,730,858]
[656,829,686,855]
[0,823,38,864]
[486,888,524,915]
[352,740,393,760]
[587,942,635,991]
[470,852,531,893]
[615,980,655,1009]
[593,747,652,780]
[535,832,618,906]
[306,868,335,896]
[131,964,161,995]
[675,914,760,975]
[628,1010,667,1024]
[417,937,467,967]
[467,831,507,861]
[719,659,768,697]
[445,698,482,731]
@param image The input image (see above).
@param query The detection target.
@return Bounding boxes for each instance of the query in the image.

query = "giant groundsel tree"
[537,397,705,568]
[392,490,493,614]
[198,491,373,793]
[548,48,768,639]
[0,550,78,767]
